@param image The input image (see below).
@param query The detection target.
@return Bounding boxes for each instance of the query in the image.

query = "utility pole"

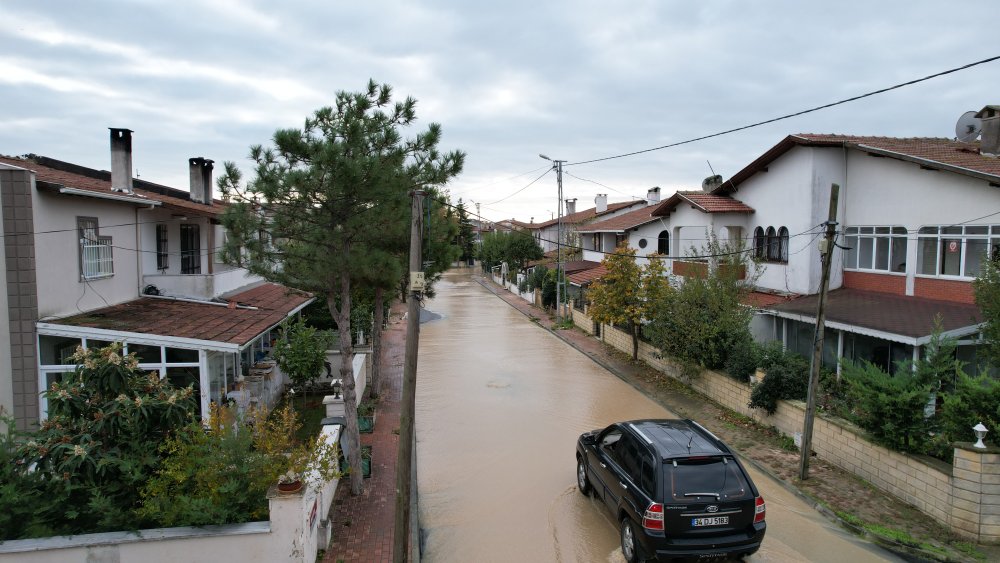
[799,183,840,481]
[394,189,424,562]
[540,154,565,322]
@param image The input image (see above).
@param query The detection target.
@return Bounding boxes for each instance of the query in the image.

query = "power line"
[566,55,1000,167]
[483,167,552,205]
[562,171,645,201]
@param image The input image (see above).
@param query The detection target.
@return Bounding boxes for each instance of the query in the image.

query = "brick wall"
[914,277,976,304]
[843,271,906,295]
[592,317,997,543]
[0,168,40,430]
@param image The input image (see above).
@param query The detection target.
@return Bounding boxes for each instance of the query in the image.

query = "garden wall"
[0,425,344,562]
[590,319,1000,544]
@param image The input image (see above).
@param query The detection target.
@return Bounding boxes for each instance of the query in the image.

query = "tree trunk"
[371,286,384,398]
[330,274,363,495]
[631,322,639,361]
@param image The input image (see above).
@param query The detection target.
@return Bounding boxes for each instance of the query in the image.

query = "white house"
[576,105,1000,375]
[530,191,654,253]
[0,129,313,430]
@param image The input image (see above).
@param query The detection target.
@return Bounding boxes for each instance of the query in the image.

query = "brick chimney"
[109,128,134,193]
[647,186,661,206]
[977,105,1000,157]
[595,194,608,213]
[188,157,215,204]
[565,198,577,215]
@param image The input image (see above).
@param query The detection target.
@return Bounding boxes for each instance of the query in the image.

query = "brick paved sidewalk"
[323,301,408,563]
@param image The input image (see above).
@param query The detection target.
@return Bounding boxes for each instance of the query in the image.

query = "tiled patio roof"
[763,288,983,345]
[45,283,313,347]
[653,191,755,216]
[568,265,607,287]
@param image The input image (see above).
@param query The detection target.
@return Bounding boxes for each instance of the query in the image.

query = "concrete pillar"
[951,444,1000,544]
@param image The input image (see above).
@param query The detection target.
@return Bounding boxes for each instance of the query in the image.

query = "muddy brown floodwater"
[416,271,900,563]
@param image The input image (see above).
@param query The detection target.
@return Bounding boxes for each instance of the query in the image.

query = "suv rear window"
[663,456,750,502]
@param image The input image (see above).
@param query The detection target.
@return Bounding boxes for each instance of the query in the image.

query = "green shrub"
[938,370,1000,446]
[747,346,809,414]
[724,335,759,382]
[274,317,334,391]
[840,360,934,453]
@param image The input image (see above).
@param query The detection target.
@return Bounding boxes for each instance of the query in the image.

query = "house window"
[657,230,669,255]
[78,217,113,280]
[755,226,789,263]
[753,227,766,259]
[615,233,627,248]
[180,224,201,274]
[156,224,169,270]
[844,226,907,273]
[917,225,1000,278]
[592,233,602,252]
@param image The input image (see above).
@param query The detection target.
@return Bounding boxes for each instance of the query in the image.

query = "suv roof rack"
[629,419,731,460]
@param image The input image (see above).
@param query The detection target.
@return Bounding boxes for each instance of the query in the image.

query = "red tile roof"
[719,135,1000,194]
[0,155,227,217]
[764,288,983,343]
[46,283,312,346]
[533,200,645,228]
[577,204,663,233]
[568,265,607,286]
[652,191,755,216]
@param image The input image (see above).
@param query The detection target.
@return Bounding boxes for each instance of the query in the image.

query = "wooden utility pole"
[394,189,424,562]
[799,183,840,480]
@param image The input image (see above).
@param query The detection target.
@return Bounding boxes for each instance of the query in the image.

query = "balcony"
[673,260,746,280]
[143,266,262,300]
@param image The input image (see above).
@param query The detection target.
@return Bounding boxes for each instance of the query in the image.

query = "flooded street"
[416,270,899,562]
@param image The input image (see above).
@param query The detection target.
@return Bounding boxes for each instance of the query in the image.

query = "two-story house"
[575,105,1000,375]
[530,191,655,254]
[0,128,313,430]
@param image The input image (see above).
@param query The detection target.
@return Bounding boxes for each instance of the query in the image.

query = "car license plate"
[691,516,729,526]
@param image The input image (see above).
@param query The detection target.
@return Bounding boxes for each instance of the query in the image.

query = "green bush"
[7,344,198,537]
[274,317,334,391]
[841,360,935,453]
[938,370,1000,446]
[748,345,809,414]
[724,334,759,382]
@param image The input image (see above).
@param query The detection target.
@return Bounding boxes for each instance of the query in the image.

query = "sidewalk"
[323,301,408,563]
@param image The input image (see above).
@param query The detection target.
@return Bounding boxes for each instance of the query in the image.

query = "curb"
[473,275,956,563]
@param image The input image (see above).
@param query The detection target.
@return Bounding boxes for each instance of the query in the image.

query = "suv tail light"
[753,496,766,523]
[642,502,664,530]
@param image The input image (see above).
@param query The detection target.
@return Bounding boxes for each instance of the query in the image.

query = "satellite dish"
[956,110,982,142]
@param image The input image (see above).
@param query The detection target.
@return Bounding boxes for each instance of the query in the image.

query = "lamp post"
[540,154,565,322]
[973,422,989,449]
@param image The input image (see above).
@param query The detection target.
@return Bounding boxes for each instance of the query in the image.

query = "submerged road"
[416,270,899,562]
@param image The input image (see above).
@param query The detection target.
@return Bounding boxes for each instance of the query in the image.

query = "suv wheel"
[576,458,591,496]
[620,517,640,562]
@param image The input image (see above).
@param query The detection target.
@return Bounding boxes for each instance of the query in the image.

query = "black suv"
[576,419,765,561]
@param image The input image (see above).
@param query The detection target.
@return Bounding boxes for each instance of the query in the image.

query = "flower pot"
[277,480,303,494]
[340,445,373,478]
[358,414,376,433]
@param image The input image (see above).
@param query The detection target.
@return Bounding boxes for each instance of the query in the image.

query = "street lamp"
[973,422,988,449]
[540,154,565,322]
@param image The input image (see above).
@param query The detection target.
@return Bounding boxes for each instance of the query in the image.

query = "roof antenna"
[706,160,716,176]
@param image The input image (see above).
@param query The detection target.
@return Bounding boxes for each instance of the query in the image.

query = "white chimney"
[978,105,1000,157]
[565,198,577,215]
[109,128,134,193]
[595,194,608,213]
[188,157,215,204]
[646,187,661,206]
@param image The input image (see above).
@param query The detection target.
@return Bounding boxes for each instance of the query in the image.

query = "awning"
[38,283,314,352]
[761,288,983,346]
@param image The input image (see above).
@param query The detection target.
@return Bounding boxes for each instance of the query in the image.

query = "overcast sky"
[2,1,998,223]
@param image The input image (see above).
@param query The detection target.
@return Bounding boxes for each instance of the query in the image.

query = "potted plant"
[357,400,377,433]
[277,469,303,494]
[340,445,373,478]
